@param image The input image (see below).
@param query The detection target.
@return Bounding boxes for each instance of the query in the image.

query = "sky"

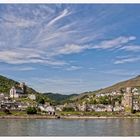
[0,4,140,94]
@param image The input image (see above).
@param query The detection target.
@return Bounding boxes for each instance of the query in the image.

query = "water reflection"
[0,119,140,136]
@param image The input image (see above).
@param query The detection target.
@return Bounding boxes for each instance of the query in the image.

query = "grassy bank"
[0,111,140,119]
[59,111,140,117]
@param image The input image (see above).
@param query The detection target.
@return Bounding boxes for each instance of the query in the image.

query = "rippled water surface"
[0,118,140,136]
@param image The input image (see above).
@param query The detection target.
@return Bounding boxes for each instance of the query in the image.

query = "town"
[0,81,140,117]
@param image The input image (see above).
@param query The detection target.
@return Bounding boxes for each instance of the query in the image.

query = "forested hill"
[43,92,78,104]
[0,75,38,94]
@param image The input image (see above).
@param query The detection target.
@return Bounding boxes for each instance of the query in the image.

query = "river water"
[0,118,140,136]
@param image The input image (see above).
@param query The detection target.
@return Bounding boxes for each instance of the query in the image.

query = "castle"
[10,82,27,98]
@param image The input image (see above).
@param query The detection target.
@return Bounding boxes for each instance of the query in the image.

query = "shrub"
[26,107,37,114]
[36,96,45,104]
[62,107,75,112]
[3,109,11,115]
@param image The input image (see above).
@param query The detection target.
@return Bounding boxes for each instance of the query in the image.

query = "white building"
[10,83,27,98]
[28,94,36,100]
[38,105,55,115]
[0,93,5,101]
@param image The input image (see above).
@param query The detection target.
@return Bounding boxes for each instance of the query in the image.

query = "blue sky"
[0,4,140,94]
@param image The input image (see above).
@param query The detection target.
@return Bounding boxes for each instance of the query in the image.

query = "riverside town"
[0,75,140,119]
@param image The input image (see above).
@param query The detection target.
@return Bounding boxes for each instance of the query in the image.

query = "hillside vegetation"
[0,75,38,94]
[43,93,78,104]
[94,75,140,94]
[71,75,140,101]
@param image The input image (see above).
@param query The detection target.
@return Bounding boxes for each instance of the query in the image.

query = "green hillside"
[0,75,38,94]
[43,92,78,104]
[94,75,140,93]
[72,75,140,101]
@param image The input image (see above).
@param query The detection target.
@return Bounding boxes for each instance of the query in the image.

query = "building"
[56,105,64,111]
[10,82,27,98]
[38,105,55,115]
[0,93,5,101]
[122,87,133,113]
[28,94,36,100]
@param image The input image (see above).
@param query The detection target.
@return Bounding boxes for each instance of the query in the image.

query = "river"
[0,118,140,136]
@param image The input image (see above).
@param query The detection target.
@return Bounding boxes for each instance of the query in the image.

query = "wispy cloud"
[120,45,140,52]
[0,5,139,68]
[47,9,70,27]
[100,69,138,77]
[1,15,37,28]
[114,56,140,64]
[92,36,136,49]
[65,65,82,71]
[0,66,35,71]
[0,48,67,65]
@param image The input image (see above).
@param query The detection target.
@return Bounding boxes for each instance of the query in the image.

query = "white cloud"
[0,66,35,71]
[2,15,37,28]
[53,44,90,56]
[50,36,136,56]
[101,69,137,76]
[65,65,82,71]
[0,36,137,65]
[47,9,70,26]
[0,49,66,66]
[0,5,139,68]
[14,67,35,71]
[114,57,140,64]
[120,45,140,52]
[92,36,136,49]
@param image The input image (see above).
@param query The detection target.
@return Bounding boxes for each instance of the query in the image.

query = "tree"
[62,107,75,112]
[89,99,97,104]
[36,95,45,104]
[38,98,45,104]
[26,107,37,114]
[98,96,110,105]
[3,109,11,115]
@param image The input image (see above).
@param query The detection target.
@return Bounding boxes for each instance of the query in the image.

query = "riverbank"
[0,115,140,119]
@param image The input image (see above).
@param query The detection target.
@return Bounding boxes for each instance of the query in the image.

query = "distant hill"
[0,75,38,94]
[72,75,140,101]
[1,74,140,105]
[43,92,78,104]
[95,75,140,93]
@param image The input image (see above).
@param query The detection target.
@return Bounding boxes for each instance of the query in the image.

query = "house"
[106,105,113,112]
[10,82,27,98]
[94,104,107,112]
[113,106,124,112]
[38,105,55,115]
[133,104,140,111]
[18,102,29,110]
[45,106,55,115]
[56,105,64,111]
[0,93,5,101]
[28,94,36,100]
[78,104,87,111]
[132,88,138,93]
[0,101,18,110]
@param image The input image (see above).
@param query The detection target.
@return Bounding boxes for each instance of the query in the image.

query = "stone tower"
[20,82,26,94]
[122,87,133,113]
